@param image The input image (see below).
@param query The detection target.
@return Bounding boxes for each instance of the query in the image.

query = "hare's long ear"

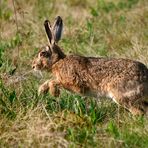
[52,16,63,43]
[44,20,52,44]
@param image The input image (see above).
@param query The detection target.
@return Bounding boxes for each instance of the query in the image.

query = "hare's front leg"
[38,80,60,97]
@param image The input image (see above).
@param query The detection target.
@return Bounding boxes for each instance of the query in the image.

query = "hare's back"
[87,57,148,82]
[60,55,148,83]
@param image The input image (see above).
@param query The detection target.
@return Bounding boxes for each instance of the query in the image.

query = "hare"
[32,16,148,115]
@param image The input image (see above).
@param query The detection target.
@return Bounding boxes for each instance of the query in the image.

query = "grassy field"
[0,0,148,147]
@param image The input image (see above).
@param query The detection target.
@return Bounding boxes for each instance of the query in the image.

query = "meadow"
[0,0,148,147]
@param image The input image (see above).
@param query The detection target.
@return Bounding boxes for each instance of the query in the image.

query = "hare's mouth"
[32,69,43,78]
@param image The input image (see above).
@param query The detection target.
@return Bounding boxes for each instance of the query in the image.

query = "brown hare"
[32,16,148,116]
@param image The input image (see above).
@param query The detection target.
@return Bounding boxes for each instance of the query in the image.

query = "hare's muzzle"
[32,59,38,70]
[32,60,35,69]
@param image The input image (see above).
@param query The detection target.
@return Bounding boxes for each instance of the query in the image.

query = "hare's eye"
[40,51,50,57]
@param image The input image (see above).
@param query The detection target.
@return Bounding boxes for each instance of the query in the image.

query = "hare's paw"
[49,81,60,97]
[38,80,50,95]
[38,80,60,97]
[38,85,49,95]
[49,86,60,97]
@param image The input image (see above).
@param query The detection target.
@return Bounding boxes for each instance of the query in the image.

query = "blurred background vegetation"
[0,0,148,147]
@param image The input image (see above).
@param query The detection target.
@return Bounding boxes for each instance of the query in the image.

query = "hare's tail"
[144,101,148,107]
[144,101,148,117]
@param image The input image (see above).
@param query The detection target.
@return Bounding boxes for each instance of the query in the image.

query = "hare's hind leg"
[119,98,145,115]
[123,95,148,116]
[128,105,144,116]
[108,91,144,115]
[38,80,60,97]
[38,80,50,95]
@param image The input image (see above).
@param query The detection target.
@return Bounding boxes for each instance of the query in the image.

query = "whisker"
[32,70,43,78]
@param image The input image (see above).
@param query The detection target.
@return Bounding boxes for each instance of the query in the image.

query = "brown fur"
[32,16,148,116]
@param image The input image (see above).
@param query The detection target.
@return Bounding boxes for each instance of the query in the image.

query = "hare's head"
[32,16,65,71]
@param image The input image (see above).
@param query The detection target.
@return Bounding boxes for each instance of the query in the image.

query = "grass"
[0,0,148,147]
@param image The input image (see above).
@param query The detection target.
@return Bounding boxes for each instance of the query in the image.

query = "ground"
[0,0,148,147]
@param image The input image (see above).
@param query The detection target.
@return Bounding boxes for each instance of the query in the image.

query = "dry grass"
[0,106,69,147]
